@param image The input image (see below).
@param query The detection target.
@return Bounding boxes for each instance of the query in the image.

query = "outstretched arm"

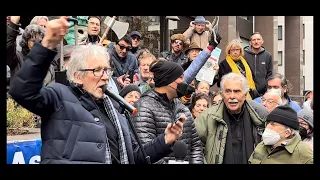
[9,17,69,117]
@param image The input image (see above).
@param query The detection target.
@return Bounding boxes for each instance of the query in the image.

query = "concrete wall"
[303,16,314,91]
[278,16,285,75]
[255,16,278,73]
[285,16,303,96]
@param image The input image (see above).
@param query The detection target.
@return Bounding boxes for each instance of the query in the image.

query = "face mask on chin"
[149,83,155,88]
[175,81,195,98]
[299,126,308,139]
[262,127,287,146]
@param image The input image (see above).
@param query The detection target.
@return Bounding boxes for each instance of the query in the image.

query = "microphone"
[168,141,189,164]
[102,85,138,114]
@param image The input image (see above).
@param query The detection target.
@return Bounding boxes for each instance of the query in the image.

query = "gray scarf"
[103,96,129,164]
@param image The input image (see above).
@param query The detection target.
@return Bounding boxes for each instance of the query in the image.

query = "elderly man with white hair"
[196,72,266,164]
[261,89,282,112]
[8,17,185,164]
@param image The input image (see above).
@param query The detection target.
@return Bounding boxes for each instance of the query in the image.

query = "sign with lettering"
[7,139,42,164]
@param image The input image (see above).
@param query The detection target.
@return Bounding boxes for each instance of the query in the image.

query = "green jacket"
[249,134,313,164]
[195,100,266,164]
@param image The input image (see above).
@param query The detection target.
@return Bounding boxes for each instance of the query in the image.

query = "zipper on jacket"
[215,126,224,164]
[254,54,257,75]
[218,130,223,140]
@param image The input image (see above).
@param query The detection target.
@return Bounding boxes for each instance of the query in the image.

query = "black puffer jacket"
[133,90,204,164]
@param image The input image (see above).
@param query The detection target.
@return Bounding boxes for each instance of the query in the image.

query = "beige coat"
[183,25,212,50]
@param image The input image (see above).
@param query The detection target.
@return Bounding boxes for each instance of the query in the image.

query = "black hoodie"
[244,46,273,95]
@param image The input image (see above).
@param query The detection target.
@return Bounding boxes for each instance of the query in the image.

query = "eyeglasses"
[131,36,140,41]
[261,98,277,105]
[118,43,132,51]
[79,68,113,77]
[230,49,240,52]
[173,40,183,46]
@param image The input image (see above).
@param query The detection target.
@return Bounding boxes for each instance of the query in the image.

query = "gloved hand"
[189,21,195,28]
[209,32,222,47]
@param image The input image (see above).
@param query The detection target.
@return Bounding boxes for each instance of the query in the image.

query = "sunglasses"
[118,43,132,51]
[131,36,140,41]
[173,40,183,46]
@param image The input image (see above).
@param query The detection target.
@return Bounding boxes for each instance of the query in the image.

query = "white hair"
[265,90,282,105]
[29,16,49,25]
[66,45,110,83]
[220,73,250,94]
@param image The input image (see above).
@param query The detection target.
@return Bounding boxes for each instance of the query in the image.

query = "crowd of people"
[7,16,313,164]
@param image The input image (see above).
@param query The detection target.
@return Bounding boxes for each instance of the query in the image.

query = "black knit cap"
[150,61,184,87]
[119,84,141,98]
[266,105,299,130]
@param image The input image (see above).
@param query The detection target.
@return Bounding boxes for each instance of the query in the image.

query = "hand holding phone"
[174,114,186,124]
[128,69,135,83]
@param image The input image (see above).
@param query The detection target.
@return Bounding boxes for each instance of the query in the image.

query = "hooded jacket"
[244,46,273,95]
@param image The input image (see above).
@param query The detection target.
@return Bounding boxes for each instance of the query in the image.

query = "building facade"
[46,16,312,98]
[111,16,311,98]
[277,16,313,97]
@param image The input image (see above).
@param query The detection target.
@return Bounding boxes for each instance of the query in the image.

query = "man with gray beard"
[196,72,266,164]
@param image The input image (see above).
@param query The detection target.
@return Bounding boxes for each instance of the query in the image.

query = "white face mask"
[268,88,282,98]
[262,128,283,145]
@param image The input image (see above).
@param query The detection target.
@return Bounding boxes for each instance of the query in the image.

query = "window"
[239,16,248,20]
[303,23,305,39]
[278,51,283,66]
[278,26,283,40]
[303,50,305,65]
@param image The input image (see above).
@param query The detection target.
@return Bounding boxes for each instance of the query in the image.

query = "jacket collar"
[282,134,302,154]
[207,100,265,127]
[266,134,301,154]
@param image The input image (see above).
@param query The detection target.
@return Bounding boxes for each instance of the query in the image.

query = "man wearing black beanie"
[249,105,313,164]
[132,60,204,164]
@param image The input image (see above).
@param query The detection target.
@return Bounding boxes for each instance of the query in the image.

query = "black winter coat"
[132,90,204,164]
[9,42,172,164]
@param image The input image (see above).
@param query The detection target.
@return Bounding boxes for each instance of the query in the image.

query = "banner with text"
[7,139,42,164]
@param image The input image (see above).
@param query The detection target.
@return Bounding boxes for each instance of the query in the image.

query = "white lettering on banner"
[12,151,25,164]
[29,156,41,164]
[12,151,41,164]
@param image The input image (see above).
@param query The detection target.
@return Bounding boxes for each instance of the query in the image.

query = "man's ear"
[282,85,287,93]
[284,129,292,138]
[74,71,83,85]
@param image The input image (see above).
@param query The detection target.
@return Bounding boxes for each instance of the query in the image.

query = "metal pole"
[74,22,78,46]
[166,19,170,51]
[60,39,64,71]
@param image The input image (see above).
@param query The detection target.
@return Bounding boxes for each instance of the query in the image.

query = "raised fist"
[10,16,20,24]
[189,21,195,28]
[41,16,69,50]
